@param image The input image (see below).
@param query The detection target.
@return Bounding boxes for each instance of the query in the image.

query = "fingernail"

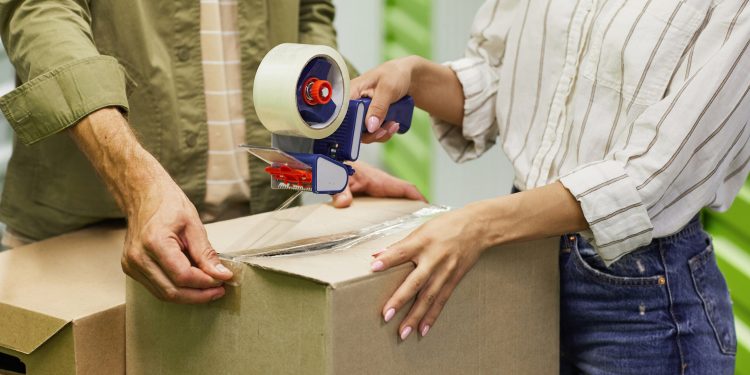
[215,263,230,274]
[384,308,395,322]
[374,129,387,139]
[400,326,412,340]
[388,123,400,134]
[371,248,388,257]
[371,260,384,271]
[421,325,430,337]
[367,116,380,133]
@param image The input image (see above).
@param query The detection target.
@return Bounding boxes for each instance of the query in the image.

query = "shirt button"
[177,47,191,62]
[185,132,198,148]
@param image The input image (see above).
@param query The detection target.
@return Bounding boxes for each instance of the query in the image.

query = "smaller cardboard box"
[0,227,126,375]
[127,198,559,374]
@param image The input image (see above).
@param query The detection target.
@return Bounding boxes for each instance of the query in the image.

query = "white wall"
[431,0,514,208]
[0,42,14,238]
[0,43,14,187]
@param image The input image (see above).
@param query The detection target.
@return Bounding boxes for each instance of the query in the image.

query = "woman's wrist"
[462,183,588,251]
[463,196,520,251]
[402,55,465,126]
[404,55,429,92]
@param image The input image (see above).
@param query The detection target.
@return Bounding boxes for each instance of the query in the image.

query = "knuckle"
[391,295,408,308]
[171,269,192,286]
[422,292,437,306]
[411,277,424,290]
[162,287,180,302]
[201,247,219,260]
[141,231,160,250]
[120,258,132,275]
[396,248,409,262]
[445,257,459,271]
[435,296,448,308]
[124,250,142,267]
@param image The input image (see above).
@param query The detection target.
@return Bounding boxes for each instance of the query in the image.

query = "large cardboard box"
[127,198,559,374]
[0,227,126,375]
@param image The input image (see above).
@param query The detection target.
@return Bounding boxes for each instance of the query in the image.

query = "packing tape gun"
[242,43,414,197]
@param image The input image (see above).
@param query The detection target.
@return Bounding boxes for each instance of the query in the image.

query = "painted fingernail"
[384,308,395,322]
[421,325,430,337]
[215,263,230,274]
[374,128,387,139]
[400,326,412,340]
[367,116,380,133]
[371,248,388,257]
[371,260,385,271]
[388,123,400,134]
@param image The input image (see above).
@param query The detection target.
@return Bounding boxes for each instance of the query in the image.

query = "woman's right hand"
[351,56,421,144]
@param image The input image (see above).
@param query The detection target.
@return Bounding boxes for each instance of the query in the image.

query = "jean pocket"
[689,242,737,355]
[571,241,665,287]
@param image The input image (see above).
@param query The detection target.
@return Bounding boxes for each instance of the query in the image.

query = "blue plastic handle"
[358,96,414,134]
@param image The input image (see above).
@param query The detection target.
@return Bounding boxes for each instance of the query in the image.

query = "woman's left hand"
[370,205,489,340]
[331,161,426,208]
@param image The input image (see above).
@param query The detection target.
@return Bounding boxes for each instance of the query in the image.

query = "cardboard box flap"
[206,204,321,253]
[0,303,68,354]
[221,199,438,286]
[0,227,126,354]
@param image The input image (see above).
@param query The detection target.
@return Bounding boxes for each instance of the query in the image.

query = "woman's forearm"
[469,182,589,249]
[406,56,465,126]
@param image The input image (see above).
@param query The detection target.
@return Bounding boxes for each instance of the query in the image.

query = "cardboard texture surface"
[127,198,559,374]
[0,227,126,375]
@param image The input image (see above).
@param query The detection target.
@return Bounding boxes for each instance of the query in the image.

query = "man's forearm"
[407,56,465,126]
[68,107,170,217]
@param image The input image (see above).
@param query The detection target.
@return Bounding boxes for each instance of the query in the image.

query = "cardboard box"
[127,198,559,374]
[0,227,126,375]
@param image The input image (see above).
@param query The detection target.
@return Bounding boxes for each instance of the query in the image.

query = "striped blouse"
[433,0,750,264]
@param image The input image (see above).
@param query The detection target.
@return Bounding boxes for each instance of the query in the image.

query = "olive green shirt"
[0,0,341,240]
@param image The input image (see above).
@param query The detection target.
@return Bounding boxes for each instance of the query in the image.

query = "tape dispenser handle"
[358,96,414,134]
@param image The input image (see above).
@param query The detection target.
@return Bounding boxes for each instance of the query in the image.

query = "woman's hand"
[351,56,419,144]
[370,205,489,340]
[331,161,426,208]
[352,55,466,144]
[369,183,589,340]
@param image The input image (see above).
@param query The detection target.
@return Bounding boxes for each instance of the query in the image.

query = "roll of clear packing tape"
[253,43,350,139]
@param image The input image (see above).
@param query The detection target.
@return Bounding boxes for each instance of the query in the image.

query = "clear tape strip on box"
[220,205,450,263]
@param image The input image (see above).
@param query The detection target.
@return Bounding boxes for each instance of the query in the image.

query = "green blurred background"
[0,0,747,372]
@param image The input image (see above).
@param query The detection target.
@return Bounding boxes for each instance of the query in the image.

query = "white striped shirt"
[434,0,750,264]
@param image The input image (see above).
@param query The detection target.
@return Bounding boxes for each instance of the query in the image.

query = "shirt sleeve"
[298,0,359,77]
[0,0,130,145]
[298,0,337,48]
[560,7,750,265]
[432,0,517,163]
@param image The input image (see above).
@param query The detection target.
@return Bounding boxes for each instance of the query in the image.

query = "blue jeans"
[560,216,737,374]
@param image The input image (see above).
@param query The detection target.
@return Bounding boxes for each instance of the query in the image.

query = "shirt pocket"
[581,0,705,106]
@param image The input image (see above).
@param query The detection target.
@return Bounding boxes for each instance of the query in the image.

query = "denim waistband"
[560,214,705,255]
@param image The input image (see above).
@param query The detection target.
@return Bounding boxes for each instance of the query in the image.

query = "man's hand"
[69,108,233,303]
[331,161,426,208]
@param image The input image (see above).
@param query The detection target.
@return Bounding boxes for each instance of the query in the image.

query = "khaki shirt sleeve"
[298,0,338,47]
[298,0,359,77]
[0,0,129,145]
